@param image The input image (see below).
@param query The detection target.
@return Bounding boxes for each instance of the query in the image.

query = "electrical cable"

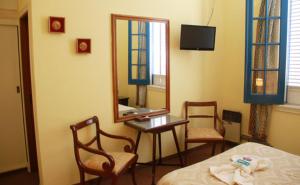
[207,0,216,26]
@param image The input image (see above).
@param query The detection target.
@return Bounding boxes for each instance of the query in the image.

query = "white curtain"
[136,21,147,107]
[249,0,280,141]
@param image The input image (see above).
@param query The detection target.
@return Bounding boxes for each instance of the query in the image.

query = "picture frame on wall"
[49,16,65,33]
[76,38,91,54]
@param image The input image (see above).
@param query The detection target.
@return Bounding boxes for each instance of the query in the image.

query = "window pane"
[287,86,300,105]
[132,36,138,49]
[252,45,265,69]
[288,65,300,86]
[140,36,147,50]
[152,74,166,87]
[139,51,147,65]
[252,71,265,95]
[131,66,138,79]
[160,57,166,75]
[150,22,166,76]
[254,0,266,18]
[139,65,147,80]
[132,51,147,65]
[253,20,266,44]
[267,45,279,69]
[132,36,147,50]
[244,0,287,104]
[266,71,278,94]
[131,21,139,34]
[267,19,280,43]
[288,0,300,87]
[268,0,281,17]
[132,51,138,65]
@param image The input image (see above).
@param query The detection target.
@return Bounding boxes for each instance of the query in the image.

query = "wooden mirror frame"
[111,14,170,122]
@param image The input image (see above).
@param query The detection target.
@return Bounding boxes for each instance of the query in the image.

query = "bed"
[118,104,136,112]
[118,104,159,116]
[158,142,300,185]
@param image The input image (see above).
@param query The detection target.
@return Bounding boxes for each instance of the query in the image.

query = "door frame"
[19,12,39,174]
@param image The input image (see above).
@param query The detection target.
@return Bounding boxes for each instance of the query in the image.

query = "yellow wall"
[116,19,129,100]
[29,0,224,184]
[18,0,28,12]
[0,0,18,19]
[147,86,166,109]
[268,108,300,155]
[219,0,300,155]
[0,0,28,20]
[116,19,137,108]
[218,0,250,136]
[27,0,300,184]
[0,0,18,10]
[18,0,29,16]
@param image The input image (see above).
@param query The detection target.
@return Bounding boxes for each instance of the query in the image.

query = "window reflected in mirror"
[112,14,170,122]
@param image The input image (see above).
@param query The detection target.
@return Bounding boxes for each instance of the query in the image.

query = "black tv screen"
[180,24,216,51]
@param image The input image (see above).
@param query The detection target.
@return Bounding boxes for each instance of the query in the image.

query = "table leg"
[134,131,141,154]
[152,133,157,185]
[172,128,184,167]
[211,143,216,156]
[158,133,162,164]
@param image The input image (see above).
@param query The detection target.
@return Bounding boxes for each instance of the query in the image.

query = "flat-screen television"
[180,24,216,51]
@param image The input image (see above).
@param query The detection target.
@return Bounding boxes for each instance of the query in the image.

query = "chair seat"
[84,152,136,175]
[187,127,223,142]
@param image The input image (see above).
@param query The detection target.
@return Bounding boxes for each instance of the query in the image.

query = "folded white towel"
[209,155,272,185]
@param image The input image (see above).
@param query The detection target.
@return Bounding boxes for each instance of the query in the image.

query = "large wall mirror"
[111,14,170,122]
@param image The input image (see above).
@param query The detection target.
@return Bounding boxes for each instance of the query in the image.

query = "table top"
[124,114,188,132]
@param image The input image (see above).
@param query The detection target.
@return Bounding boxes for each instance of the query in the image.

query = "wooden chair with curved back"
[70,116,138,185]
[184,101,225,164]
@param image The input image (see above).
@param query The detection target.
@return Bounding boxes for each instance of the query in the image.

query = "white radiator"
[222,110,241,143]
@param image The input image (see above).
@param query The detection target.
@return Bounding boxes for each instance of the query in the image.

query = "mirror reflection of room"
[116,19,167,116]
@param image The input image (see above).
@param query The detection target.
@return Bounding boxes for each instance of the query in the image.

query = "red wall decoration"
[49,16,65,33]
[76,39,91,54]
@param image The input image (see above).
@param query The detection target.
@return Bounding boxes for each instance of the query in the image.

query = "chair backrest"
[70,116,102,166]
[185,101,218,129]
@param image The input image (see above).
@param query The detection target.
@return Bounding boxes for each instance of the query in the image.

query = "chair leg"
[211,143,216,156]
[222,140,226,152]
[79,169,85,185]
[111,176,118,185]
[184,141,188,166]
[131,163,137,185]
[97,177,102,185]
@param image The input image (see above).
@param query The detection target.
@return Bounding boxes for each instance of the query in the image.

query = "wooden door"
[0,25,27,173]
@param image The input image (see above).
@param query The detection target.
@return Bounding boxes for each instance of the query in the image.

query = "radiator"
[222,110,242,143]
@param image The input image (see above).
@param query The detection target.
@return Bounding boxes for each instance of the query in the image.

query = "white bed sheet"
[158,142,300,185]
[118,104,136,112]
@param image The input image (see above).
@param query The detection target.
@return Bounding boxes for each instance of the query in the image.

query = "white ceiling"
[0,0,18,10]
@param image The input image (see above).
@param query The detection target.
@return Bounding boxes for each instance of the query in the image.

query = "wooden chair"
[70,116,138,185]
[184,101,225,164]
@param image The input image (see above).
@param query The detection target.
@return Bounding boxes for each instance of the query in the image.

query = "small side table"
[125,114,189,185]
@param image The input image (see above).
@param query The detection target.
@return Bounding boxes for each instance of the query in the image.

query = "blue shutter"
[128,20,150,85]
[244,0,289,104]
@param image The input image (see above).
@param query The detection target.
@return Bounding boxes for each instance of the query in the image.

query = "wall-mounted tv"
[180,24,216,51]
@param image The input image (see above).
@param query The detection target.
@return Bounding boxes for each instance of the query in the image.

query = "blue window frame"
[244,0,289,104]
[128,20,150,85]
